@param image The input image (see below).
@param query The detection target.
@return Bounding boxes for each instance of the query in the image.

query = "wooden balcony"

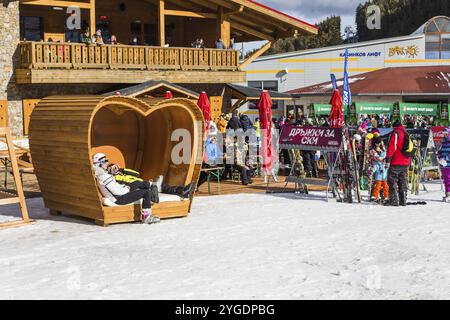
[16,42,245,84]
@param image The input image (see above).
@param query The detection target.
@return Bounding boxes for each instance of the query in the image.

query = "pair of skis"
[339,126,361,203]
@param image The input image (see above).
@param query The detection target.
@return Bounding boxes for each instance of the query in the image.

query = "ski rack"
[277,141,359,202]
[408,129,444,194]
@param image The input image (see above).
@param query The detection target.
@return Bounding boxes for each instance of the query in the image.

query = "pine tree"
[356,0,450,42]
[262,16,343,56]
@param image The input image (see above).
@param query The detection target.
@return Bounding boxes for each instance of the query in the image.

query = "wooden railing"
[19,42,241,71]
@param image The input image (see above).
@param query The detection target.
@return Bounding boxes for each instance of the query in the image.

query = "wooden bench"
[200,166,224,194]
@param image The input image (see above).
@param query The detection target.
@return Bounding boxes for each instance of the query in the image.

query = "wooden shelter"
[29,96,204,226]
[226,83,294,114]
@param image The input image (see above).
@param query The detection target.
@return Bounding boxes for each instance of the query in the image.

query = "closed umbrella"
[197,91,211,134]
[258,90,273,175]
[164,91,173,99]
[329,89,344,128]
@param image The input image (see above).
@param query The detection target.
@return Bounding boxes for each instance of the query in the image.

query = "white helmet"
[93,153,107,166]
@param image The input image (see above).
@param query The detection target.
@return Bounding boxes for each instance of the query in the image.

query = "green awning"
[313,104,348,115]
[355,102,394,114]
[399,103,439,116]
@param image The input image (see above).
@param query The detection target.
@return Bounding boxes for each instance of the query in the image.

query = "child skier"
[438,128,450,201]
[367,136,389,203]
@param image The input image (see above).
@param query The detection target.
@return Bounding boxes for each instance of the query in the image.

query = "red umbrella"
[329,89,344,128]
[164,91,173,99]
[258,90,273,175]
[197,91,211,134]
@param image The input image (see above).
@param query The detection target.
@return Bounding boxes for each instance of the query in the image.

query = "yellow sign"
[388,45,419,58]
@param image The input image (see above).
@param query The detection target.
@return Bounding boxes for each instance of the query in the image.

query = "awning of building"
[399,102,439,116]
[313,104,348,115]
[227,83,293,113]
[355,102,394,114]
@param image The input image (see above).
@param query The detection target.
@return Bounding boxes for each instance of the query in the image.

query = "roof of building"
[247,0,318,30]
[412,16,450,35]
[167,0,318,42]
[286,66,450,96]
[102,80,200,99]
[227,83,293,100]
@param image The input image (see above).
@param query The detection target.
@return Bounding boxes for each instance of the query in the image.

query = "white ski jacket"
[94,166,130,202]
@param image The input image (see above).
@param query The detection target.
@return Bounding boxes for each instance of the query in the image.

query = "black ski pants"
[387,165,408,199]
[115,189,152,209]
[115,181,157,209]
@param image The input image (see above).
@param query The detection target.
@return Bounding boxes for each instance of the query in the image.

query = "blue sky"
[240,0,366,53]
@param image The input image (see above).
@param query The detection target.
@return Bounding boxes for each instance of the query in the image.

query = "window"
[131,22,166,46]
[20,16,42,41]
[424,17,450,59]
[247,80,279,110]
[143,24,157,45]
[131,22,142,43]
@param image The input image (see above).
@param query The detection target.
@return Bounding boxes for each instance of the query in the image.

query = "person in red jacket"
[385,120,412,206]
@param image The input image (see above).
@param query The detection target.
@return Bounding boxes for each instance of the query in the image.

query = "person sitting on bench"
[93,153,160,225]
[96,153,197,199]
[198,136,222,188]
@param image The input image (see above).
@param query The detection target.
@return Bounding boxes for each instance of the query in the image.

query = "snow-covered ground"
[1,182,450,300]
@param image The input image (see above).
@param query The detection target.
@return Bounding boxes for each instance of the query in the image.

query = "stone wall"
[0,0,20,135]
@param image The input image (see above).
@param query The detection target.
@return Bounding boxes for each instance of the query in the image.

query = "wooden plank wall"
[210,96,223,122]
[23,99,41,135]
[0,100,8,128]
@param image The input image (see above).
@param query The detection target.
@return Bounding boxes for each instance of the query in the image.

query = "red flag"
[329,89,344,128]
[197,91,211,133]
[258,90,273,175]
[164,91,173,99]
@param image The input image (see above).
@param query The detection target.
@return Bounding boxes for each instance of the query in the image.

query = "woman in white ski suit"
[93,153,160,224]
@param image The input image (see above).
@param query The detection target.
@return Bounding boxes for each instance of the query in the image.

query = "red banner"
[279,125,343,150]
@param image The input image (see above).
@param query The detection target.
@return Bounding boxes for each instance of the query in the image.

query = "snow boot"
[141,209,160,224]
[149,184,160,204]
[399,191,407,207]
[444,192,450,202]
[177,182,196,199]
[385,192,399,207]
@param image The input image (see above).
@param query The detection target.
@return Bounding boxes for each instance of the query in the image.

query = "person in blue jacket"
[197,136,222,188]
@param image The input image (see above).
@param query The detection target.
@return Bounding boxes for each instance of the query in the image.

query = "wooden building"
[0,0,317,136]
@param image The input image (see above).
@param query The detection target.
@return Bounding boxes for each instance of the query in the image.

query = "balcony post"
[217,7,231,49]
[30,42,36,68]
[90,0,96,35]
[158,0,165,47]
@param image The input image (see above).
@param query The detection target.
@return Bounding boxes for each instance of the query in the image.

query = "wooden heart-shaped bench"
[29,96,204,226]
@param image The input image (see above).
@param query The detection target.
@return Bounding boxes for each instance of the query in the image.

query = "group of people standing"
[357,119,450,206]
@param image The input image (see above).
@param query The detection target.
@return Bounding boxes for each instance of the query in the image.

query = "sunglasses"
[99,158,109,164]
